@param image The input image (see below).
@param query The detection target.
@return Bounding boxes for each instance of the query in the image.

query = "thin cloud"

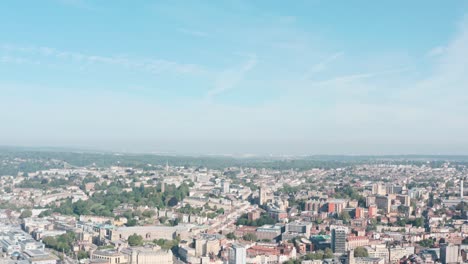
[303,52,344,78]
[205,54,258,100]
[427,46,446,57]
[312,67,410,86]
[0,55,41,65]
[0,44,205,75]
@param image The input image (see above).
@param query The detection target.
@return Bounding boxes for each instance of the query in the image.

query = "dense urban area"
[1,149,468,264]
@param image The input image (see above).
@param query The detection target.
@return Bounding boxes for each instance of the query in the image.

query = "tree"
[226,233,236,240]
[305,250,324,260]
[412,217,424,228]
[77,250,89,260]
[126,219,138,227]
[463,237,468,245]
[43,232,75,253]
[354,247,369,257]
[167,197,179,207]
[418,239,434,248]
[338,211,351,223]
[128,234,144,246]
[38,210,52,218]
[324,248,334,259]
[243,233,257,241]
[20,209,32,219]
[142,210,155,219]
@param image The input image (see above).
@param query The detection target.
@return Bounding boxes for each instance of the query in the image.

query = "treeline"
[52,183,190,218]
[236,213,276,226]
[2,148,468,175]
[16,177,74,189]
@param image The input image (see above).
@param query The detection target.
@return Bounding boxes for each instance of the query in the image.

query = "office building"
[229,244,246,264]
[331,228,347,254]
[441,244,459,264]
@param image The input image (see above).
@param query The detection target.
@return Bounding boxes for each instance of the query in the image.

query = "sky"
[1,1,468,155]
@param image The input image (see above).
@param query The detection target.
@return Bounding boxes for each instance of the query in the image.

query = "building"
[441,244,459,264]
[22,249,58,264]
[285,222,312,237]
[355,257,385,264]
[355,208,365,219]
[259,187,267,205]
[365,245,389,260]
[123,246,174,264]
[110,225,192,241]
[347,236,370,250]
[194,234,221,257]
[388,246,414,264]
[91,250,128,264]
[396,195,411,207]
[328,199,348,214]
[331,228,346,254]
[375,196,391,214]
[247,211,260,221]
[348,249,355,264]
[372,184,386,196]
[305,200,324,213]
[368,206,377,218]
[256,225,282,241]
[223,180,230,194]
[229,244,246,264]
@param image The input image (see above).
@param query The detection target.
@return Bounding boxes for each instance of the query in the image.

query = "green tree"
[20,209,32,219]
[354,247,369,257]
[324,248,334,258]
[128,234,144,246]
[226,233,236,240]
[126,219,138,227]
[418,239,434,248]
[243,233,257,241]
[338,211,351,223]
[77,250,89,260]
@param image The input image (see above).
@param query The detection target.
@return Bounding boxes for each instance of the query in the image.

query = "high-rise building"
[229,244,246,264]
[355,207,365,219]
[372,184,386,196]
[441,244,459,264]
[461,178,464,199]
[331,228,347,254]
[259,187,266,205]
[396,195,410,207]
[375,196,391,214]
[223,180,230,194]
[368,206,377,218]
[347,249,355,264]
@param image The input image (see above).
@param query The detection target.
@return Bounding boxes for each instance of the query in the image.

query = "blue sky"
[1,0,468,155]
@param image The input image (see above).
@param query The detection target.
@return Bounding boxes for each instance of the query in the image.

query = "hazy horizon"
[1,1,468,155]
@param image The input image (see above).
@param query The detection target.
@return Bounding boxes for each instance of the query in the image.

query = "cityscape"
[1,1,468,264]
[0,150,467,264]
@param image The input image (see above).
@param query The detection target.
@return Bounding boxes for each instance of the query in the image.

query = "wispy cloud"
[0,55,41,65]
[177,28,209,37]
[303,52,344,78]
[0,44,205,75]
[310,67,409,87]
[427,46,446,57]
[205,54,258,100]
